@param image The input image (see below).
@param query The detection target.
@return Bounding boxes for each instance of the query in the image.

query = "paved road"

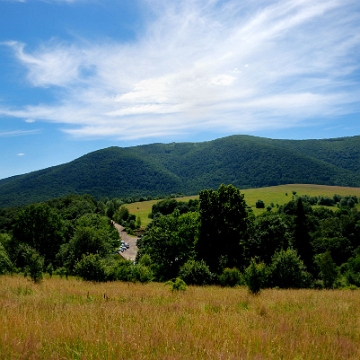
[112,221,138,261]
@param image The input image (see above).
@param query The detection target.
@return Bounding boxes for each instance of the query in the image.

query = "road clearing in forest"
[112,221,138,261]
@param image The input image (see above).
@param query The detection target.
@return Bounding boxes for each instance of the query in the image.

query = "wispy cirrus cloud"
[0,129,41,136]
[1,0,360,140]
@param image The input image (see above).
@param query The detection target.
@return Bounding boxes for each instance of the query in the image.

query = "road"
[112,221,139,261]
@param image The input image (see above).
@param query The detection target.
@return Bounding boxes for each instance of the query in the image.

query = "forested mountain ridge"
[1,135,360,207]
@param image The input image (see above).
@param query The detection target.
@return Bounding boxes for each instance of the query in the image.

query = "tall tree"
[138,210,199,280]
[196,184,251,272]
[12,203,65,266]
[247,213,292,264]
[60,213,119,270]
[293,198,313,270]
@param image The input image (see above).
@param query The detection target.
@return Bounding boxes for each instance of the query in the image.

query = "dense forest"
[1,135,360,207]
[1,185,360,291]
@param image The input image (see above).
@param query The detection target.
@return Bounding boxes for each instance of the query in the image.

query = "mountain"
[1,135,360,207]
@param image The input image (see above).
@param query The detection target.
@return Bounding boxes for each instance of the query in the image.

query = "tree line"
[137,184,360,291]
[0,186,360,291]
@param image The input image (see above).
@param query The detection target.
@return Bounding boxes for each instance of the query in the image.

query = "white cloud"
[17,153,25,156]
[0,129,40,136]
[2,0,360,140]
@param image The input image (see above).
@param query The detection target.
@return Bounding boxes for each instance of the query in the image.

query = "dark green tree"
[74,253,108,282]
[196,184,251,272]
[219,267,243,287]
[178,259,214,285]
[247,213,292,264]
[59,213,119,270]
[293,198,313,270]
[12,203,65,266]
[137,210,199,280]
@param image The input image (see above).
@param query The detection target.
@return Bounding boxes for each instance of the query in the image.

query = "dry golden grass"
[1,275,360,359]
[126,184,360,224]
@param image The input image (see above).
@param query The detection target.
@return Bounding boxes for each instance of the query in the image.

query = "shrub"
[341,254,360,287]
[268,248,311,289]
[0,243,13,275]
[219,267,243,287]
[178,260,214,285]
[55,267,67,279]
[74,254,108,282]
[129,264,153,283]
[165,277,187,291]
[46,263,54,278]
[345,271,360,287]
[245,259,267,294]
[108,259,132,281]
[255,200,265,209]
[314,251,338,289]
[312,279,324,290]
[24,248,44,284]
[138,254,152,267]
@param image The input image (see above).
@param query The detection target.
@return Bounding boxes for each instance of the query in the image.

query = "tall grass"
[1,275,359,359]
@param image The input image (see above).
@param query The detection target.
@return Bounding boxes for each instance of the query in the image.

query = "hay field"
[1,275,359,359]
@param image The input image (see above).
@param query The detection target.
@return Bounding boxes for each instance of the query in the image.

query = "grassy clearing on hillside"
[126,184,360,225]
[0,275,359,359]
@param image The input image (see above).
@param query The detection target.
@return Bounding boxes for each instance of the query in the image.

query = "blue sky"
[0,0,360,180]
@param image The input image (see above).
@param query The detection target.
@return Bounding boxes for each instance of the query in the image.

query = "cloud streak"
[2,0,360,140]
[0,129,41,137]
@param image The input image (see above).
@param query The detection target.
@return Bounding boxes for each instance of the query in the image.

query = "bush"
[314,251,338,289]
[165,277,187,291]
[54,267,67,279]
[108,259,132,281]
[129,264,153,283]
[268,248,311,289]
[178,260,214,285]
[0,243,13,275]
[245,259,267,294]
[312,279,324,290]
[138,254,152,267]
[255,200,265,209]
[345,271,360,287]
[74,254,108,282]
[341,254,360,287]
[24,248,44,284]
[219,267,243,287]
[46,263,54,278]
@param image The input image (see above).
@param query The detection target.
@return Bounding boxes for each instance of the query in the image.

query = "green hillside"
[0,135,360,207]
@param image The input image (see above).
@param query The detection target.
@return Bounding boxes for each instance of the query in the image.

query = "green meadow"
[126,184,360,226]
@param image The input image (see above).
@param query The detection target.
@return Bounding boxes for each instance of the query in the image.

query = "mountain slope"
[1,135,359,207]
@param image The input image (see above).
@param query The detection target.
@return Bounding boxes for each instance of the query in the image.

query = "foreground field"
[127,184,360,225]
[1,276,359,359]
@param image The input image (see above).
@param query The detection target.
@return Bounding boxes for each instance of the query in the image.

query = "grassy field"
[0,275,359,359]
[126,184,360,226]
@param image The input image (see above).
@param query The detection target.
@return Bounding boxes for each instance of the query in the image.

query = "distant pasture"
[126,184,360,226]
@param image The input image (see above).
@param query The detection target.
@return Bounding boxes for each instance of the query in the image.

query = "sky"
[0,0,360,180]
